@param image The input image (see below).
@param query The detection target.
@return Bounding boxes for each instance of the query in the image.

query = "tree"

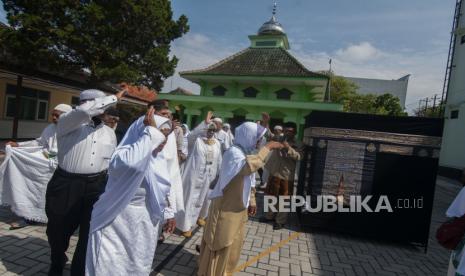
[373,93,407,116]
[0,0,189,90]
[329,74,358,104]
[344,93,406,116]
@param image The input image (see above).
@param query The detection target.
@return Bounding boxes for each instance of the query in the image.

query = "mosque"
[158,7,342,133]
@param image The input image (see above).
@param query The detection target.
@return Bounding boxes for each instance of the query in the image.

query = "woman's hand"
[248,205,257,216]
[265,141,284,150]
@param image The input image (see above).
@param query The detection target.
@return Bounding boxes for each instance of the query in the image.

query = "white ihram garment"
[0,124,60,222]
[176,137,221,232]
[86,115,171,276]
[161,132,184,220]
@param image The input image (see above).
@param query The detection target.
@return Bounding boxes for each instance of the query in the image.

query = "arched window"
[243,87,259,98]
[212,85,227,96]
[275,88,293,100]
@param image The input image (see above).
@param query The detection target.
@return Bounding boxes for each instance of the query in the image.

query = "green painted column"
[185,108,201,127]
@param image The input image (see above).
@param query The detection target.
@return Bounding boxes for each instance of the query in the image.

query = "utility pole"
[12,75,23,139]
[424,97,430,116]
[431,94,438,117]
[328,58,332,102]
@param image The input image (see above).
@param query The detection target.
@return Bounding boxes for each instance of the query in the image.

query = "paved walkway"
[0,177,462,276]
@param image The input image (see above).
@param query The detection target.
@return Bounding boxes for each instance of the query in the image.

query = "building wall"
[0,76,80,139]
[345,76,409,107]
[439,0,465,170]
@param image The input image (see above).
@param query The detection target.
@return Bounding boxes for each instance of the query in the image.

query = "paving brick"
[257,263,278,272]
[0,178,458,276]
[244,266,267,275]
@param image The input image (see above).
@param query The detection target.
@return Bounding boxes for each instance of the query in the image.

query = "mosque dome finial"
[258,1,285,35]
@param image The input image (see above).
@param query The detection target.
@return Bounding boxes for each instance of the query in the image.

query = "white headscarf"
[181,124,190,156]
[447,187,465,217]
[90,114,171,233]
[209,122,266,208]
[182,124,190,137]
[80,89,106,101]
[54,104,72,113]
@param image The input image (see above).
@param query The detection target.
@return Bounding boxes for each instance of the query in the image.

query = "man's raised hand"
[205,111,213,124]
[115,83,129,100]
[261,112,270,126]
[144,107,157,128]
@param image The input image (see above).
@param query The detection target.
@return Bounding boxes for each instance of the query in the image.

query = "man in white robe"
[148,99,184,243]
[160,130,184,242]
[0,104,72,227]
[176,122,222,238]
[86,107,175,276]
[212,117,231,153]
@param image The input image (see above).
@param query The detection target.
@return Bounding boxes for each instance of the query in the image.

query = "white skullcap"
[80,89,106,101]
[274,125,283,131]
[212,118,223,124]
[223,123,231,129]
[54,104,72,113]
[208,123,217,130]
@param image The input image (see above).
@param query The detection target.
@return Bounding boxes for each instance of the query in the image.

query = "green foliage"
[329,74,358,103]
[1,0,189,90]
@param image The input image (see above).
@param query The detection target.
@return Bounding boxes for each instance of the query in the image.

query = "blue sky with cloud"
[0,1,458,110]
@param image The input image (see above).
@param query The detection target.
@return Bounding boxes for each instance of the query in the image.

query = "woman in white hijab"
[86,107,174,276]
[222,123,234,145]
[197,122,283,276]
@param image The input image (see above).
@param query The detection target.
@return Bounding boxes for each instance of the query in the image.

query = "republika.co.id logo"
[263,195,424,213]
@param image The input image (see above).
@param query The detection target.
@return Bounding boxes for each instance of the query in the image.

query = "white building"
[345,75,410,108]
[439,0,465,176]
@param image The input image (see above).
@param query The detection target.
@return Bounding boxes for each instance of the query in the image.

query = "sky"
[0,1,458,111]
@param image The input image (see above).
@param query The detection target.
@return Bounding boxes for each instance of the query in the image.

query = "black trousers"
[45,167,107,276]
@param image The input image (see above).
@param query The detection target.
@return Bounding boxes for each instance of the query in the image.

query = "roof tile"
[180,47,327,79]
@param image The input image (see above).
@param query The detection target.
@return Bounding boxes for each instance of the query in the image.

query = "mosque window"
[243,87,259,98]
[461,35,465,45]
[212,85,227,96]
[275,88,293,100]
